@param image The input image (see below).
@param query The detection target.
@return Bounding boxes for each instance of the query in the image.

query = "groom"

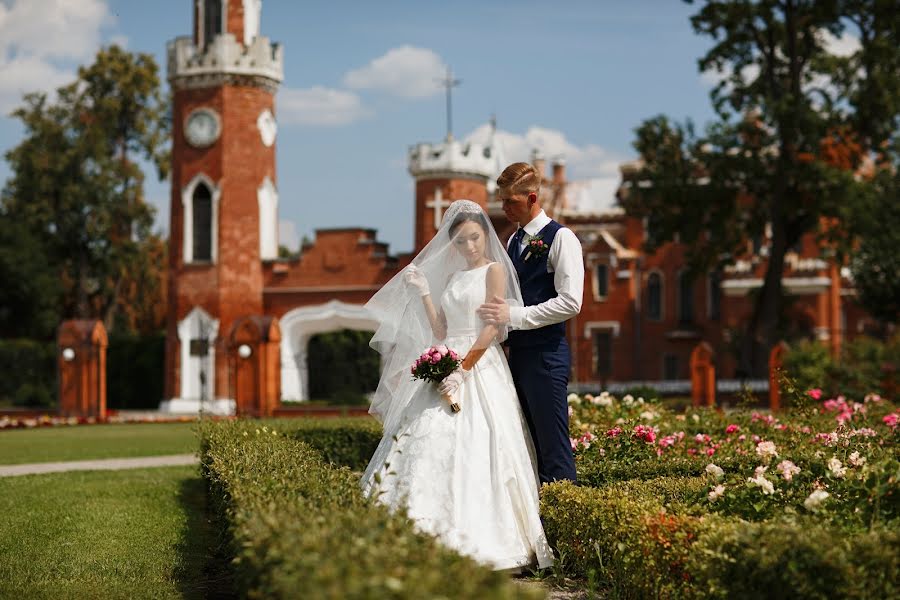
[478,162,584,484]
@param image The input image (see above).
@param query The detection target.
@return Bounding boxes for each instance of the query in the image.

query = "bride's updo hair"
[448,210,489,238]
[496,162,541,196]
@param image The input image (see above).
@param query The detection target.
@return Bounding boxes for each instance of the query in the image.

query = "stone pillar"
[690,342,715,408]
[58,320,108,419]
[768,341,789,411]
[227,316,281,417]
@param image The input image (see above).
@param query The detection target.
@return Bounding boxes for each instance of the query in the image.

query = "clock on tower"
[162,0,283,414]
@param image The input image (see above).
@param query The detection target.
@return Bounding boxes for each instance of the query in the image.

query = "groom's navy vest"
[507,220,567,348]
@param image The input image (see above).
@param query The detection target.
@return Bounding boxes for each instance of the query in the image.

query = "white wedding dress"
[360,263,554,570]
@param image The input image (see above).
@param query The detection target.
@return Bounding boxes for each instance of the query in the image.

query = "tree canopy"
[1,45,170,338]
[622,0,899,374]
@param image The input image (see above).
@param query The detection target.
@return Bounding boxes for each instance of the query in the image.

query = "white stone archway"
[279,300,378,401]
[159,306,234,415]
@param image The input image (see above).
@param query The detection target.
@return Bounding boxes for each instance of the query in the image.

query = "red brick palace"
[161,1,869,413]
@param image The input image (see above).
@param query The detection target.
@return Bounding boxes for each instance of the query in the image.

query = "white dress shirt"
[507,210,584,330]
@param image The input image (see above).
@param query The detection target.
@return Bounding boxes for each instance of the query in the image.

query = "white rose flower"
[848,451,866,467]
[708,485,726,502]
[567,393,581,405]
[747,474,775,495]
[827,457,847,478]
[804,489,830,511]
[705,463,725,480]
[622,394,635,407]
[756,441,779,461]
[639,410,657,421]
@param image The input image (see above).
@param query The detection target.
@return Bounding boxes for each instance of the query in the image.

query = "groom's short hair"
[496,162,541,197]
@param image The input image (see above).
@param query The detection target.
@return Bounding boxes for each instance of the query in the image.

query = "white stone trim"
[256,108,277,147]
[243,0,261,46]
[583,321,621,339]
[279,300,378,401]
[258,176,278,260]
[181,173,220,264]
[160,306,234,414]
[722,276,832,296]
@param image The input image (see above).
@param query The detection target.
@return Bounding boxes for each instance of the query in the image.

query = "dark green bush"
[783,334,899,401]
[0,338,55,407]
[200,419,538,599]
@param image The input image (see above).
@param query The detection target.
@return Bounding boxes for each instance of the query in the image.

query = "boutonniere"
[523,234,549,262]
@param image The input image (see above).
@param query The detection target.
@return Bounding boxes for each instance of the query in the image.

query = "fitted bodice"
[440,263,491,336]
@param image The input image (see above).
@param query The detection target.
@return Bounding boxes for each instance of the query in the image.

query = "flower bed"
[199,419,538,599]
[547,389,900,597]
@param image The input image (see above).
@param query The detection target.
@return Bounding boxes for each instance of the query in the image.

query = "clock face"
[185,108,221,148]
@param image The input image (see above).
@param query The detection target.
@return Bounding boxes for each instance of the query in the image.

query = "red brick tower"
[163,0,283,413]
[408,137,497,252]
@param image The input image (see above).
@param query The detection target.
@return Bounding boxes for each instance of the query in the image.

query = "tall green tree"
[2,45,170,335]
[621,0,899,375]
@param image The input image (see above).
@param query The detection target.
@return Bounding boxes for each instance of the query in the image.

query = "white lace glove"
[404,265,430,297]
[438,367,470,396]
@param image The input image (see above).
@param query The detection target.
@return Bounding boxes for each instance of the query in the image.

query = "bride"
[360,199,554,571]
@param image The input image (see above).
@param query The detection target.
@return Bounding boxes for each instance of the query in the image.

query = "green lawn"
[0,465,229,599]
[0,422,198,465]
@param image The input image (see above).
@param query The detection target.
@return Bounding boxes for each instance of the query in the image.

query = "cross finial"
[436,66,461,142]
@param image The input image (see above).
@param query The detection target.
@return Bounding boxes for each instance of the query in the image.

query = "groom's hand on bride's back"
[477,296,510,326]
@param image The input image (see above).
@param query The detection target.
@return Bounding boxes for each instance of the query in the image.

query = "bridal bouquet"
[411,345,463,413]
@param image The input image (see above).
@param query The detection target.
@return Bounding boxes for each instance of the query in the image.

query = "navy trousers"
[508,338,577,484]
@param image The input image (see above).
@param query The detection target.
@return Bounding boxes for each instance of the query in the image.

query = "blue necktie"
[511,228,525,260]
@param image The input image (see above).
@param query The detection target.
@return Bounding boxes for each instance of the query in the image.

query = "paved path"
[0,454,198,477]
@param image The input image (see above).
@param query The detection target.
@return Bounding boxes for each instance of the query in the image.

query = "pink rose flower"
[808,388,823,401]
[725,424,740,435]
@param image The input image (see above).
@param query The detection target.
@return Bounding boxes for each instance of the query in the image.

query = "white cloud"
[278,86,372,126]
[343,46,447,99]
[0,0,113,61]
[278,219,300,250]
[0,0,118,112]
[464,123,623,179]
[819,29,860,57]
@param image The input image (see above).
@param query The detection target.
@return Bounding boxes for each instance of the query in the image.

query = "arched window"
[647,272,662,321]
[192,183,213,262]
[203,0,223,47]
[678,272,694,324]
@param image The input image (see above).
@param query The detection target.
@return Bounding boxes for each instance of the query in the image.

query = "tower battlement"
[408,139,497,181]
[168,33,283,91]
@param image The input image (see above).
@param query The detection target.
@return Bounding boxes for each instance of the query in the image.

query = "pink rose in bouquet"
[411,345,463,412]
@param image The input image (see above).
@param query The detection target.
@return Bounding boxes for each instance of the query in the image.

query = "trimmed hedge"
[541,479,899,599]
[200,419,540,599]
[276,417,382,471]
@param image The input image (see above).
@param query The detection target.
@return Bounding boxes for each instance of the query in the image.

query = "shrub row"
[199,419,539,599]
[541,479,900,599]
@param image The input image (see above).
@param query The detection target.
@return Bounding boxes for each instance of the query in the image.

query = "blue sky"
[0,0,723,253]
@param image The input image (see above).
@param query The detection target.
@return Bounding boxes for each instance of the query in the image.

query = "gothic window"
[678,272,694,325]
[594,331,612,376]
[203,0,223,47]
[708,271,722,320]
[192,183,213,262]
[595,264,609,300]
[647,272,662,321]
